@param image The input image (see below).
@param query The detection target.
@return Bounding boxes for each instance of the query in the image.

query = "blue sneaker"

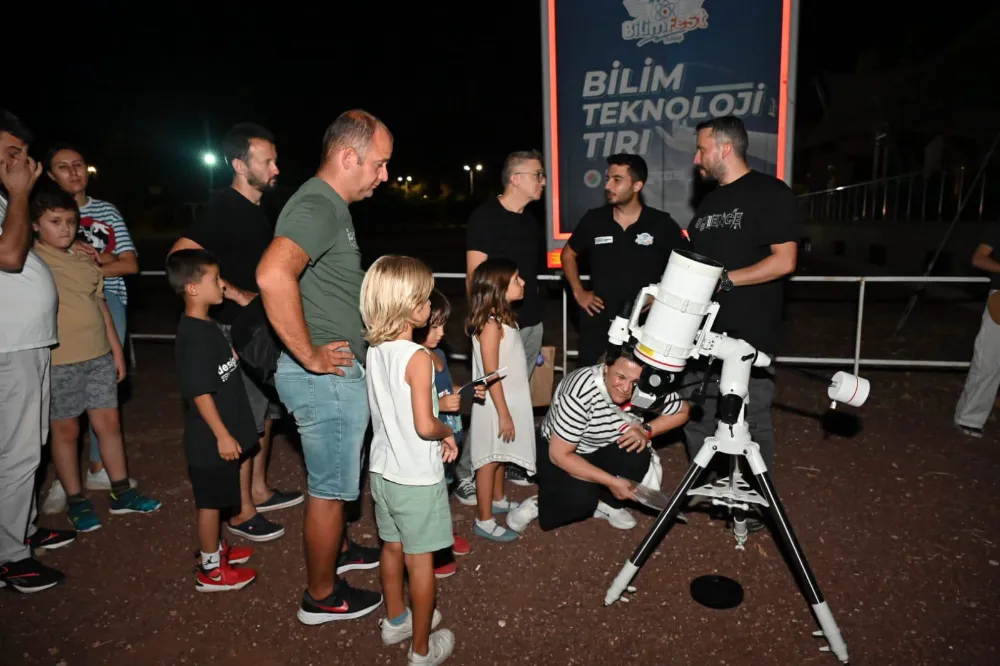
[68,499,102,533]
[109,488,162,515]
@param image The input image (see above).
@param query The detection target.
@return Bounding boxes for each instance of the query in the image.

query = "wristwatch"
[640,422,653,438]
[719,269,734,292]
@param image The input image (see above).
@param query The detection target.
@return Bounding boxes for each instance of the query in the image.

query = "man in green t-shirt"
[257,109,392,625]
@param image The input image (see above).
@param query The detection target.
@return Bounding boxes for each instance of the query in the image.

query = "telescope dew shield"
[633,250,725,372]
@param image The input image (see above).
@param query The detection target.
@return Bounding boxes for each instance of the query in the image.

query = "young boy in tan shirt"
[32,188,160,532]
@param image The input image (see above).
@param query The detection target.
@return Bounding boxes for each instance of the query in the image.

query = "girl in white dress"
[467,258,536,542]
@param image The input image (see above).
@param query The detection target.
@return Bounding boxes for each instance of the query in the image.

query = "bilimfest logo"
[621,0,709,48]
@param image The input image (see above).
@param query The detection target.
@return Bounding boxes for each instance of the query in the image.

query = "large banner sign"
[541,0,799,267]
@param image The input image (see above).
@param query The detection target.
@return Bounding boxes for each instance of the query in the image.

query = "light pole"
[202,152,218,196]
[463,163,483,195]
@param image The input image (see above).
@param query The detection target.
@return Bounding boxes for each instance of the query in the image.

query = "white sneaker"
[506,495,539,533]
[42,480,67,515]
[408,628,455,665]
[594,501,637,530]
[380,608,442,645]
[85,469,138,491]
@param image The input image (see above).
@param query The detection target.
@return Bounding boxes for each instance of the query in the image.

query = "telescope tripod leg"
[743,448,850,664]
[603,456,711,606]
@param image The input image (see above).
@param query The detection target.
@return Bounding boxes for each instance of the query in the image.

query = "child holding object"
[361,255,459,665]
[466,258,537,542]
[167,249,258,592]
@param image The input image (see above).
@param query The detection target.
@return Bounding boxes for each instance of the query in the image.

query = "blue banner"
[542,0,793,265]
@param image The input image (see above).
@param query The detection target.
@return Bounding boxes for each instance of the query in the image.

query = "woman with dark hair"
[506,346,690,533]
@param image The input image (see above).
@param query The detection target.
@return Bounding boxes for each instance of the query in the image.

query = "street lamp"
[201,152,218,195]
[463,164,483,195]
[87,165,97,176]
[406,176,412,182]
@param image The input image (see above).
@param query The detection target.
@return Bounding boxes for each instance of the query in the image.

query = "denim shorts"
[274,352,370,501]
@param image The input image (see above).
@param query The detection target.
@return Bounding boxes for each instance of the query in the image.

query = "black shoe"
[336,540,381,574]
[255,489,305,513]
[227,513,285,542]
[26,528,76,551]
[296,579,383,625]
[506,465,535,487]
[0,557,64,593]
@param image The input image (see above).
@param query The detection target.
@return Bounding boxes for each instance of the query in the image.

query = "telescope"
[602,249,868,664]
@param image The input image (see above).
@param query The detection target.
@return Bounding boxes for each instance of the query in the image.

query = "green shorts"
[370,473,454,555]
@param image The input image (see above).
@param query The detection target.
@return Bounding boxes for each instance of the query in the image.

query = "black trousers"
[576,305,616,367]
[536,430,651,531]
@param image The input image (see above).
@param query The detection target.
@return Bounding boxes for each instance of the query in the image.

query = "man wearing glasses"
[462,149,547,499]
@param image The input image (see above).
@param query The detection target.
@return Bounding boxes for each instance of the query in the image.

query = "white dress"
[469,321,537,474]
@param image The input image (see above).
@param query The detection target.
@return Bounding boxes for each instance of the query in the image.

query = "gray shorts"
[217,322,283,433]
[50,353,118,421]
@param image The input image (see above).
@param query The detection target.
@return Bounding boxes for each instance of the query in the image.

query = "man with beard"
[684,115,800,531]
[561,153,684,366]
[169,123,302,543]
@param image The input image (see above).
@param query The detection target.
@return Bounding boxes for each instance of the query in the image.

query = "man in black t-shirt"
[466,149,546,370]
[684,116,801,525]
[562,153,685,366]
[169,123,300,541]
[463,149,547,498]
[954,226,1000,438]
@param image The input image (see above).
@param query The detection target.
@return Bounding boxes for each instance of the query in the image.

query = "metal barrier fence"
[131,271,990,376]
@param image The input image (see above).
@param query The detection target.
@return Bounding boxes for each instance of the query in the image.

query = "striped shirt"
[540,365,683,455]
[77,197,136,305]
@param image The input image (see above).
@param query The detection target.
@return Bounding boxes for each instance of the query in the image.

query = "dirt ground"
[3,251,1000,665]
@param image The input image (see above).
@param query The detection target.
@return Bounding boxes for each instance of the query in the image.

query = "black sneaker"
[26,528,76,552]
[336,540,381,574]
[0,557,64,593]
[506,465,535,487]
[255,488,305,513]
[296,579,383,625]
[227,513,285,542]
[453,478,477,506]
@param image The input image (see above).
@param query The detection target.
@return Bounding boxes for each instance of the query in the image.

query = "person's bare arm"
[99,297,127,382]
[192,394,242,461]
[0,157,42,272]
[647,399,690,436]
[406,351,454,441]
[256,236,353,374]
[561,243,603,315]
[728,241,798,287]
[479,321,510,416]
[972,243,1000,273]
[169,236,254,305]
[97,250,138,277]
[465,250,488,294]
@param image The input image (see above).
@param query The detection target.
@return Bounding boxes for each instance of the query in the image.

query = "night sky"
[9,1,997,205]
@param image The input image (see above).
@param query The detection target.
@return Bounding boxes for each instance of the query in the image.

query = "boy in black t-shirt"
[166,249,260,592]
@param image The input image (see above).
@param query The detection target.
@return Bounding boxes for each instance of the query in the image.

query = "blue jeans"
[274,352,370,501]
[89,291,126,464]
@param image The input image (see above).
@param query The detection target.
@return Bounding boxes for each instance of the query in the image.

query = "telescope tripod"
[604,419,850,664]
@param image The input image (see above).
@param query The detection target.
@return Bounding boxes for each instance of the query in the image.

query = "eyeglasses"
[515,171,546,180]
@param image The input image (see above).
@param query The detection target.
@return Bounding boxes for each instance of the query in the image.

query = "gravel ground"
[2,246,999,665]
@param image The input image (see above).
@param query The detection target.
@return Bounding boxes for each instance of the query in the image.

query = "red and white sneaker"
[452,533,471,556]
[196,562,257,592]
[433,561,457,579]
[221,539,253,565]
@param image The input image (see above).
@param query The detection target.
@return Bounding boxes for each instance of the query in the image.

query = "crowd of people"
[1,107,812,665]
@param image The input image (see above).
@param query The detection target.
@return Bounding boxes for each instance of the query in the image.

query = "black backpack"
[229,296,282,389]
